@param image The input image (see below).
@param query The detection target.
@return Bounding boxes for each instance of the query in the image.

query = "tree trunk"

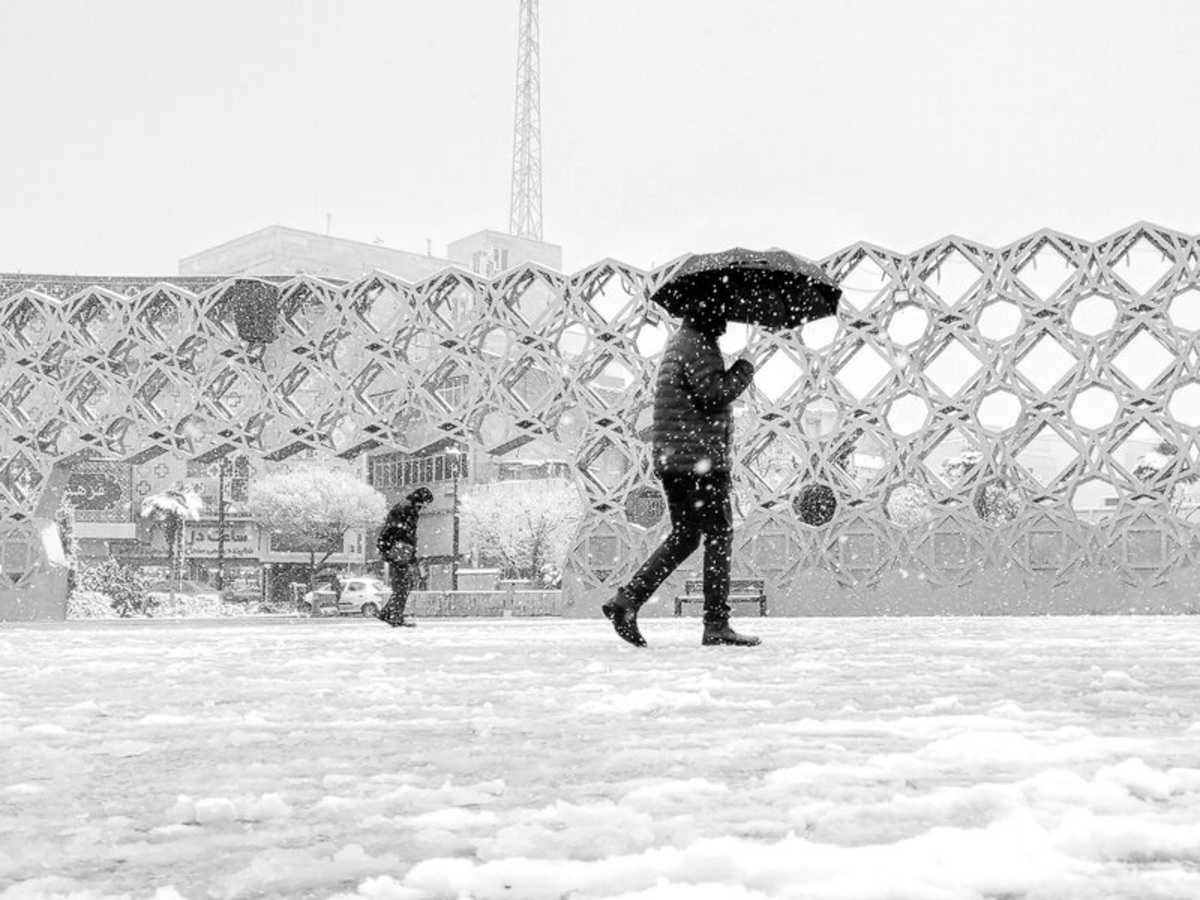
[166,517,178,606]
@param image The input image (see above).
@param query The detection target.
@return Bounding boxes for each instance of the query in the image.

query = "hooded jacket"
[650,322,755,476]
[376,488,432,561]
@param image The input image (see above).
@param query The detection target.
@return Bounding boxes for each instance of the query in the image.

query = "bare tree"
[459,482,582,586]
[246,465,386,591]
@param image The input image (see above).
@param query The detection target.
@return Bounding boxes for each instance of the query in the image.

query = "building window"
[435,373,470,410]
[370,450,467,489]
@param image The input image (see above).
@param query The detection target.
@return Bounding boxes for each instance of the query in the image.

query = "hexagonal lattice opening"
[974,478,1022,524]
[0,535,35,587]
[557,323,589,361]
[1111,329,1175,392]
[886,392,929,437]
[476,408,519,450]
[0,454,44,504]
[1069,386,1119,430]
[1071,476,1119,523]
[740,433,801,496]
[503,358,563,412]
[831,429,889,490]
[586,358,637,408]
[798,397,838,439]
[554,408,587,446]
[581,267,637,324]
[839,254,889,313]
[792,483,837,527]
[580,436,633,490]
[67,291,126,347]
[977,300,1022,342]
[1168,382,1200,428]
[1167,288,1200,332]
[833,343,891,402]
[885,483,931,527]
[67,371,114,423]
[1015,241,1076,301]
[279,283,331,337]
[922,246,982,306]
[1113,234,1174,296]
[800,316,838,352]
[1070,294,1118,337]
[427,277,477,330]
[755,348,805,403]
[921,430,979,487]
[1116,422,1175,484]
[479,326,512,359]
[507,275,558,329]
[1014,426,1079,488]
[923,338,982,398]
[886,304,929,346]
[136,290,188,343]
[634,321,669,358]
[978,390,1022,433]
[354,281,406,333]
[1016,335,1076,395]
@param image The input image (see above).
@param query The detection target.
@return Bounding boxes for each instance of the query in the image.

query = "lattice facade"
[3,223,1200,616]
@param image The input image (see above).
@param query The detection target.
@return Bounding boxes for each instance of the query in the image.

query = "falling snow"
[2,617,1199,899]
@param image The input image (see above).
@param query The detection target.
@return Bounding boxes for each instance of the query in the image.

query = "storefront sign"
[64,461,132,522]
[184,521,258,557]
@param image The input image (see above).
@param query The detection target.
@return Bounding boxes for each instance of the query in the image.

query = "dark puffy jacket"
[650,323,755,476]
[376,492,425,561]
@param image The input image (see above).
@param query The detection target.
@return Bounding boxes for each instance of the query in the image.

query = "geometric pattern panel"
[3,222,1200,609]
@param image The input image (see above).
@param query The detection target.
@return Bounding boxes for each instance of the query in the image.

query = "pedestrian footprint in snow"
[376,487,433,628]
[603,249,842,648]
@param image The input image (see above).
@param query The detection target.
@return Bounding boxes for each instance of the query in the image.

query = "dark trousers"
[380,564,413,621]
[620,471,733,625]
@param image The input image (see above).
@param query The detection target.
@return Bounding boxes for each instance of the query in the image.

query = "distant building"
[179,225,562,282]
[446,230,562,277]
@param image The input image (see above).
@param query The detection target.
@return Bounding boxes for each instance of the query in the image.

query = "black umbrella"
[650,247,842,331]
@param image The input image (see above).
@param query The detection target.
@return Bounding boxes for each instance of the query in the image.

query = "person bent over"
[377,487,432,627]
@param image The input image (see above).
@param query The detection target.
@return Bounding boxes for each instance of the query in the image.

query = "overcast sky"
[2,0,1198,276]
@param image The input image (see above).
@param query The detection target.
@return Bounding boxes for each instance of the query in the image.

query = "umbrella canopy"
[650,247,842,331]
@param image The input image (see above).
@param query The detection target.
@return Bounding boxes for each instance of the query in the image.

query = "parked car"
[300,576,390,618]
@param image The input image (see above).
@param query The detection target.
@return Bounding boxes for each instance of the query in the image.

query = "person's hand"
[735,347,757,369]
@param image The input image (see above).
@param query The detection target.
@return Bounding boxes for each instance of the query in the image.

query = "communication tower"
[508,0,543,240]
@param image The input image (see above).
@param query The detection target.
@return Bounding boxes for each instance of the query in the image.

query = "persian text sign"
[184,521,258,557]
[65,462,132,523]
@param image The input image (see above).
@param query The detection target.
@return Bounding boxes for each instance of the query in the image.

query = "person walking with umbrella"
[602,248,841,648]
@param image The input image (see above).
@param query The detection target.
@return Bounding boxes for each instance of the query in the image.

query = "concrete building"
[179,225,562,281]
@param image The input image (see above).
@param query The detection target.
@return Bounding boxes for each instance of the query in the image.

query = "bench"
[674,577,767,617]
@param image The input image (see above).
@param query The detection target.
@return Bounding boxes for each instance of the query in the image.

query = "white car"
[301,576,390,618]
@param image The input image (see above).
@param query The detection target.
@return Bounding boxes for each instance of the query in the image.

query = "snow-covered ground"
[2,615,1199,900]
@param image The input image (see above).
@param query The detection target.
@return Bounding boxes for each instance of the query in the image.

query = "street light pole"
[452,471,460,591]
[216,457,231,592]
[446,446,463,591]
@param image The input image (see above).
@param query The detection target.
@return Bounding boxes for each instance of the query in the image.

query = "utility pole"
[216,457,230,592]
[446,446,465,591]
[508,0,543,240]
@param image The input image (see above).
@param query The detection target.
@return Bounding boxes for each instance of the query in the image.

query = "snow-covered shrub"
[77,559,154,617]
[886,483,931,528]
[66,590,118,619]
[147,592,249,619]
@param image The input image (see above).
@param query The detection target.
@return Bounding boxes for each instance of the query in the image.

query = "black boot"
[702,622,761,646]
[602,597,647,647]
